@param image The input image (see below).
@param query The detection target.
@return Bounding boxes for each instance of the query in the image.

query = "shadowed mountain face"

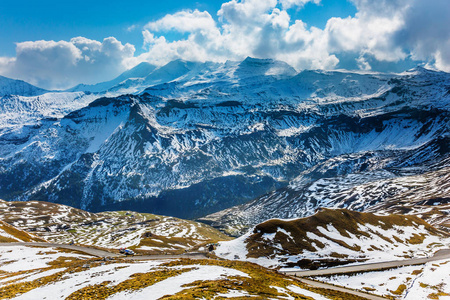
[0,59,449,220]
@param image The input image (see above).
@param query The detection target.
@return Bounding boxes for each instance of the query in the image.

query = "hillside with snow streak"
[215,209,450,268]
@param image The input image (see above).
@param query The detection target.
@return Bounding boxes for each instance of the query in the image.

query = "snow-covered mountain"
[1,59,449,222]
[68,62,157,93]
[0,75,49,97]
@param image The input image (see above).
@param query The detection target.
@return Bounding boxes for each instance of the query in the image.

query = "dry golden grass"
[0,220,45,242]
[411,269,423,276]
[390,284,407,295]
[0,255,371,300]
[65,268,193,299]
[162,259,370,300]
[0,257,102,299]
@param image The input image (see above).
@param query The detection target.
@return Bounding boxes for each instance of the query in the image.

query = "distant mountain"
[69,57,299,95]
[68,62,157,93]
[0,75,49,97]
[0,60,449,222]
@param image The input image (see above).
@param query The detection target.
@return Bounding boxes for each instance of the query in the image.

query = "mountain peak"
[237,57,297,77]
[118,62,157,80]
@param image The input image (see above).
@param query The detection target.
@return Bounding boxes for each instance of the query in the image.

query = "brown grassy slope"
[0,220,46,242]
[246,208,448,258]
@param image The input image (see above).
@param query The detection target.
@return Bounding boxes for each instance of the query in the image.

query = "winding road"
[0,242,208,260]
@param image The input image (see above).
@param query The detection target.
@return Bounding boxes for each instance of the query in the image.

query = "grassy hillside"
[216,209,450,268]
[0,220,45,243]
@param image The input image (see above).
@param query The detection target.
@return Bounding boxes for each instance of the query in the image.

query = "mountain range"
[0,58,449,231]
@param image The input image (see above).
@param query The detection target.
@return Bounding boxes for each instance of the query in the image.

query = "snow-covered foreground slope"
[0,200,230,253]
[315,259,450,299]
[0,245,357,299]
[215,209,450,268]
[1,58,450,219]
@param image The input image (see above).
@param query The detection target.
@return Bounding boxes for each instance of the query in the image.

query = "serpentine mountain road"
[2,242,449,270]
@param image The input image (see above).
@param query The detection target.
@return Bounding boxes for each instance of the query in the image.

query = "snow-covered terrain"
[1,58,449,220]
[0,245,90,272]
[315,259,450,299]
[0,244,349,299]
[204,158,450,235]
[68,62,157,94]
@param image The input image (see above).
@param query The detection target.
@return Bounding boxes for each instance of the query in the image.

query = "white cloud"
[145,9,218,34]
[392,0,450,71]
[280,0,321,10]
[137,0,337,70]
[0,37,135,90]
[136,0,450,72]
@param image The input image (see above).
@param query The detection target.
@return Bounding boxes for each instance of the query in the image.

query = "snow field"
[0,245,91,272]
[315,259,450,299]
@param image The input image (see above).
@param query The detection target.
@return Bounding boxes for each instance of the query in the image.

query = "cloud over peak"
[137,0,450,73]
[0,37,134,89]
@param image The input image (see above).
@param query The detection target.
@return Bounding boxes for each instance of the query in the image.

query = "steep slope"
[0,75,49,97]
[0,220,44,243]
[215,209,450,268]
[0,200,230,253]
[1,61,449,219]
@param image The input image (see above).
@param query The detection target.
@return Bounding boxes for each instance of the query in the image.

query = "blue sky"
[0,0,449,89]
[0,0,356,57]
[0,0,223,57]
